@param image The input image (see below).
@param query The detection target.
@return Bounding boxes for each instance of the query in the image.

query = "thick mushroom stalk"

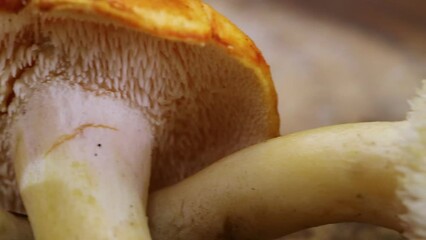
[149,122,406,240]
[12,84,153,239]
[149,84,426,240]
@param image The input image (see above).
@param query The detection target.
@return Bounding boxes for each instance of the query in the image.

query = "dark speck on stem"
[356,193,364,199]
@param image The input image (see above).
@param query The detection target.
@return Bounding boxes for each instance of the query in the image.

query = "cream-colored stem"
[11,84,153,240]
[149,122,407,240]
[0,210,33,240]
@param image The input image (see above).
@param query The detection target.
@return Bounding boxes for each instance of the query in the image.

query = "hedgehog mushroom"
[0,0,278,239]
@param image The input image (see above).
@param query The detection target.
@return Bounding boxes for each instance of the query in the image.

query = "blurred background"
[205,0,426,239]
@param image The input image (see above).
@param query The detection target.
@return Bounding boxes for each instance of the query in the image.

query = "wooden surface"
[205,0,426,239]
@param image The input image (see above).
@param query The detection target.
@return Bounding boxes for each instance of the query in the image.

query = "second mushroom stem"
[149,122,408,240]
[11,83,153,240]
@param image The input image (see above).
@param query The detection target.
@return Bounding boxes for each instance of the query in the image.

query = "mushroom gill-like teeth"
[1,11,276,188]
[397,81,426,239]
[0,12,35,114]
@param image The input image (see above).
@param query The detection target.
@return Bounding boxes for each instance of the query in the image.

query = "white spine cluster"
[0,10,34,114]
[397,80,426,239]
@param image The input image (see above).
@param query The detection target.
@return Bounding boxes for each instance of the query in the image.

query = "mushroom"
[0,0,279,239]
[148,84,426,240]
[2,0,425,239]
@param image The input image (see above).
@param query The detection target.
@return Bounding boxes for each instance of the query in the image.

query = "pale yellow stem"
[11,84,153,240]
[149,122,407,240]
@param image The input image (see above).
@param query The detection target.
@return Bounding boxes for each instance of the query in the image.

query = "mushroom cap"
[0,0,279,213]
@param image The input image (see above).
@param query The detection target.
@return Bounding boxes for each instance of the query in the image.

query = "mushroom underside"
[0,9,275,214]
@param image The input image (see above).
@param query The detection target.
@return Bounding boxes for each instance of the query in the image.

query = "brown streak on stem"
[45,124,118,156]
